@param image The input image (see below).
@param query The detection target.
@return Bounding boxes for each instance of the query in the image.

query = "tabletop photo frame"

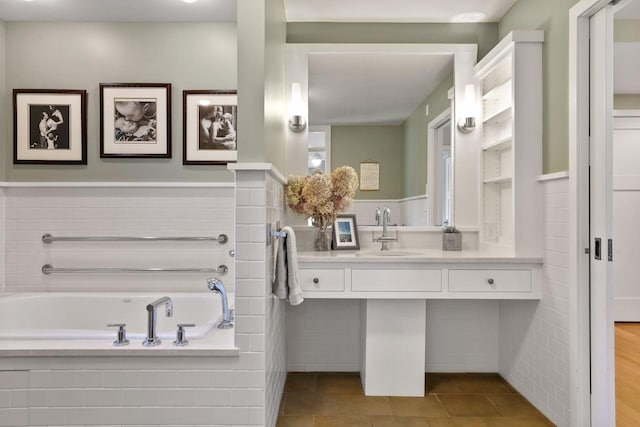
[13,89,87,165]
[100,83,171,158]
[332,214,360,250]
[183,90,238,165]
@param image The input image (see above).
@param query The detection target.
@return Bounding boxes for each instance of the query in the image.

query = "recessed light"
[183,0,197,3]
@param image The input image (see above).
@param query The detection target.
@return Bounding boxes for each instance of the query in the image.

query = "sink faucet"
[375,207,382,226]
[143,296,173,347]
[373,206,396,251]
[206,278,233,329]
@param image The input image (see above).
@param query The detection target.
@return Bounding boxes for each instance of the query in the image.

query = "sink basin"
[355,250,423,257]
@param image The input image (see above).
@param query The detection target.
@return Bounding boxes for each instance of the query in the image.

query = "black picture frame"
[332,214,360,250]
[100,83,171,158]
[183,90,238,165]
[13,89,87,165]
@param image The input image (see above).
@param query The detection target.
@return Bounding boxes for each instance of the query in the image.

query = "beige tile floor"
[277,372,555,427]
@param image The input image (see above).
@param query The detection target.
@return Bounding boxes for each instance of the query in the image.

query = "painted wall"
[331,125,405,199]
[498,0,581,174]
[4,22,237,182]
[615,19,640,41]
[0,22,6,180]
[404,73,453,198]
[615,95,640,110]
[287,23,498,59]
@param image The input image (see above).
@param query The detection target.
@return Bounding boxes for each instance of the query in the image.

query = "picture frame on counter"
[332,214,360,250]
[100,83,171,158]
[183,90,238,165]
[13,89,87,165]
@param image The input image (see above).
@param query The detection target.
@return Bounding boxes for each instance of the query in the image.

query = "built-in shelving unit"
[475,31,544,257]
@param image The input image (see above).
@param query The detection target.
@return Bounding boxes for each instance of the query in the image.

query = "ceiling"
[285,0,518,23]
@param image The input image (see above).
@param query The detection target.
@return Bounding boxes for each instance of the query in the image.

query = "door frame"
[569,0,616,425]
[427,107,452,226]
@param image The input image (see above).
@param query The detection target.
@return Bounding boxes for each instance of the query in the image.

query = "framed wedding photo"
[13,89,87,165]
[183,90,237,165]
[332,214,360,250]
[100,83,171,158]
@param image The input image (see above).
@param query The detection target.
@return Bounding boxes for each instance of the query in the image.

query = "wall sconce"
[288,82,306,132]
[457,83,477,134]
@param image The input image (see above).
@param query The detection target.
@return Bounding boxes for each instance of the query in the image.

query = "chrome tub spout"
[142,296,173,346]
[206,278,233,329]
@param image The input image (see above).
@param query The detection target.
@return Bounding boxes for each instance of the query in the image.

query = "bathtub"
[0,292,237,354]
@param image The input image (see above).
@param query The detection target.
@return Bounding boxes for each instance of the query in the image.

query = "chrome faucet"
[373,206,396,251]
[375,207,382,226]
[206,278,233,329]
[143,296,173,346]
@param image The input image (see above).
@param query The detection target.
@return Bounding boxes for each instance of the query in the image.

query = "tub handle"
[107,323,130,346]
[173,323,196,347]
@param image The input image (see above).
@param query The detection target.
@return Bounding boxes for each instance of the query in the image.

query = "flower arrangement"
[286,166,359,228]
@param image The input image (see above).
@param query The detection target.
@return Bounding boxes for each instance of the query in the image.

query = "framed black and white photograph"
[13,89,87,164]
[332,214,360,250]
[183,90,237,165]
[100,83,171,158]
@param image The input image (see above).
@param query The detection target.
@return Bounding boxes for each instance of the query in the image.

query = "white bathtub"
[0,293,236,353]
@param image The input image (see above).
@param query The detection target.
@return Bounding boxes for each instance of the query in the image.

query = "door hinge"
[585,247,590,255]
[608,239,613,262]
[595,238,602,260]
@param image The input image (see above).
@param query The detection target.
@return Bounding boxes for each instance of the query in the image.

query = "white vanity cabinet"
[475,30,544,257]
[298,258,542,299]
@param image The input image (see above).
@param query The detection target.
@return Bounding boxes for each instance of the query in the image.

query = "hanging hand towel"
[272,226,303,305]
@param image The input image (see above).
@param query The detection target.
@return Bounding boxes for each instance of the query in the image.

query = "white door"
[589,3,615,425]
[613,113,640,321]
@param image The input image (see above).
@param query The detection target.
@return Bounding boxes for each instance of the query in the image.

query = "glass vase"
[313,222,332,251]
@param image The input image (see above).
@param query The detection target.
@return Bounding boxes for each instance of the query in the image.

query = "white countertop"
[298,248,543,264]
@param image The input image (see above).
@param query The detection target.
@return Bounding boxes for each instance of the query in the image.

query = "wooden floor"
[277,372,554,426]
[616,322,640,426]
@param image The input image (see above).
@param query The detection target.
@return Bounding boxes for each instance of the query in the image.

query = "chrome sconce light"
[457,84,477,134]
[288,82,307,132]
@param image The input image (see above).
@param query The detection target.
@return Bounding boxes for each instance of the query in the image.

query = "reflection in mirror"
[307,52,455,226]
[307,126,331,174]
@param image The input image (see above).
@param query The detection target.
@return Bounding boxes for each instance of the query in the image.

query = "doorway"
[427,108,453,226]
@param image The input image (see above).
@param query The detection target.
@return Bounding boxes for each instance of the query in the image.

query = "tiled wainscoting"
[499,176,570,426]
[0,171,288,427]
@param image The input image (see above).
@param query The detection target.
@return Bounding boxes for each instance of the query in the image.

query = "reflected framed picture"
[332,214,360,250]
[100,83,171,158]
[183,90,238,165]
[13,89,87,164]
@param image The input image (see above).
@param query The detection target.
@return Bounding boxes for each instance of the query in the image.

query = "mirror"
[286,44,479,228]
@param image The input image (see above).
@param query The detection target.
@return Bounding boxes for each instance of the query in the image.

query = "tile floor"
[277,372,555,427]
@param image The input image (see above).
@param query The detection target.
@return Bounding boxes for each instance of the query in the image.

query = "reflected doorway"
[427,108,453,226]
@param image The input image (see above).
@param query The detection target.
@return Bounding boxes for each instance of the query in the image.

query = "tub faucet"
[373,206,396,251]
[206,278,233,329]
[143,296,173,347]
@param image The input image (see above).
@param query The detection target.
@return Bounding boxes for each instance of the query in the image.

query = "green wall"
[287,23,499,59]
[498,0,581,174]
[0,21,5,181]
[615,95,640,110]
[331,125,404,199]
[615,20,640,41]
[404,73,453,198]
[4,22,237,182]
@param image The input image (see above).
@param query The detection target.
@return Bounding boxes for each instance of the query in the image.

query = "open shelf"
[482,78,512,101]
[482,136,512,152]
[483,106,512,125]
[483,175,512,184]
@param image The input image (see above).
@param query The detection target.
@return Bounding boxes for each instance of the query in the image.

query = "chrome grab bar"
[41,264,228,275]
[42,233,228,244]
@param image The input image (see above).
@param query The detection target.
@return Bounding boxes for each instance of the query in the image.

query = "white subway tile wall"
[3,186,235,293]
[0,174,287,427]
[0,187,5,293]
[499,178,570,426]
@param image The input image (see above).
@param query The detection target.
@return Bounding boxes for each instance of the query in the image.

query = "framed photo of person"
[332,214,360,250]
[13,89,87,165]
[183,90,238,165]
[100,83,171,158]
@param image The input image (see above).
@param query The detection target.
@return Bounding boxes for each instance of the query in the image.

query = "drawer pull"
[313,277,319,284]
[487,278,495,285]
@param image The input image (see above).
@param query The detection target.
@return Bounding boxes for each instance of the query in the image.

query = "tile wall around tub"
[499,176,570,427]
[3,185,235,293]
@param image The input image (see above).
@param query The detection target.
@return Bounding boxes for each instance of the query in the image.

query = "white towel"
[272,226,303,305]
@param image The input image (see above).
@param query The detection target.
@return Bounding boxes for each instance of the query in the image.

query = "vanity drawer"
[352,269,442,292]
[298,269,345,292]
[448,269,531,293]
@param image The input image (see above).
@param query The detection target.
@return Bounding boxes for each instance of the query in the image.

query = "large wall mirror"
[286,44,479,228]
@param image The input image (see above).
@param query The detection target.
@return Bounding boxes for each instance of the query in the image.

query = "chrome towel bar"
[41,264,228,275]
[42,234,228,244]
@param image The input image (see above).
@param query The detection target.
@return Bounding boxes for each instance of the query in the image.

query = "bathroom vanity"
[297,250,542,397]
